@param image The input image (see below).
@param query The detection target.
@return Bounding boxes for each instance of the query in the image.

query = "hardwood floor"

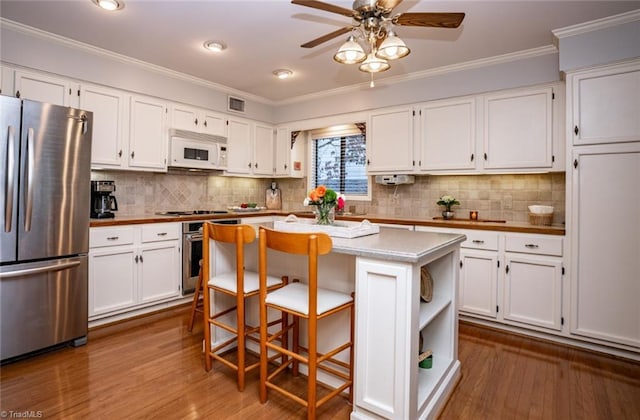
[1,306,639,419]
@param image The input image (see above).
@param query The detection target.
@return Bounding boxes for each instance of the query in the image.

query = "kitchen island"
[209,223,465,419]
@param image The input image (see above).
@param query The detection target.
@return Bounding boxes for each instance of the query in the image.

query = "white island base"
[208,226,465,419]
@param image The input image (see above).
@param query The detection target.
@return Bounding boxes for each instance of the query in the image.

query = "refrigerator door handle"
[24,127,35,232]
[4,125,16,233]
[0,259,81,279]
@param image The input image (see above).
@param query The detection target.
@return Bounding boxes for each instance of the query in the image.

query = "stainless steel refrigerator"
[1,96,92,361]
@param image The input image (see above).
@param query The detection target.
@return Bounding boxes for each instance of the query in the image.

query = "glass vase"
[314,205,335,225]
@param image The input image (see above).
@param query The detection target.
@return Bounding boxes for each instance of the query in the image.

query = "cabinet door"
[419,98,476,171]
[504,254,562,331]
[171,104,199,131]
[274,127,291,176]
[226,117,252,174]
[483,87,553,169]
[355,258,412,419]
[570,143,640,347]
[80,84,127,168]
[129,95,167,171]
[459,250,498,318]
[14,70,77,107]
[89,248,136,317]
[201,110,227,137]
[367,107,414,173]
[571,61,640,145]
[139,243,181,303]
[253,123,274,175]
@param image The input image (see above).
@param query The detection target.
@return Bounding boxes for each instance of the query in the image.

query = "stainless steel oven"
[182,219,239,295]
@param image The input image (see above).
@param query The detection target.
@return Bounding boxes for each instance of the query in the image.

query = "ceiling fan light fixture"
[333,35,366,64]
[273,69,293,79]
[203,40,226,53]
[359,53,390,73]
[376,31,410,60]
[92,0,124,11]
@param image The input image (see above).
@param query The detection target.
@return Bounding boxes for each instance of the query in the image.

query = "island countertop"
[322,227,466,263]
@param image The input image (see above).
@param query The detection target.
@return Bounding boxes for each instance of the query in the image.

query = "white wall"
[273,51,561,124]
[556,18,640,72]
[0,21,275,123]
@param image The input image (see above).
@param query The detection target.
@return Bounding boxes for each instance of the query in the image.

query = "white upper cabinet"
[170,103,226,137]
[570,60,640,146]
[483,86,554,170]
[226,116,253,174]
[367,106,414,173]
[274,127,291,176]
[253,123,275,176]
[14,70,78,107]
[418,97,476,171]
[79,84,127,168]
[129,95,168,171]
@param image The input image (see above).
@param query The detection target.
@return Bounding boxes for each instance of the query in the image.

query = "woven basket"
[528,212,553,226]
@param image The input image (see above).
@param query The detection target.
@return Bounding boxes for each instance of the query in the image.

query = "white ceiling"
[1,1,639,103]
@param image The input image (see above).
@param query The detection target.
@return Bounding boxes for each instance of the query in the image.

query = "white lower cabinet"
[504,253,563,331]
[416,226,565,334]
[89,223,181,319]
[457,230,500,318]
[503,233,564,331]
[459,249,498,318]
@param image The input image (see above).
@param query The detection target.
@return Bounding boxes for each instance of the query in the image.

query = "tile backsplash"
[92,171,565,225]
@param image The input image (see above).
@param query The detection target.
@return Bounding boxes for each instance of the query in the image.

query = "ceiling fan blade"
[393,12,465,28]
[301,26,353,48]
[291,0,355,18]
[376,0,403,13]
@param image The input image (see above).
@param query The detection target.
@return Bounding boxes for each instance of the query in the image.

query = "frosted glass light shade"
[359,53,390,73]
[333,36,366,64]
[376,31,410,60]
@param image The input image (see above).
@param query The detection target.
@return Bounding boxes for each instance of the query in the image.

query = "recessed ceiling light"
[92,0,124,11]
[273,69,293,79]
[203,41,226,53]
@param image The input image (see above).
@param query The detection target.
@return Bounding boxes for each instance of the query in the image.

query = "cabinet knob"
[135,255,139,263]
[574,125,579,136]
[524,243,539,249]
[472,239,485,244]
[470,153,474,162]
[139,255,143,263]
[118,150,123,158]
[107,236,119,241]
[195,118,198,126]
[204,121,207,127]
[483,153,488,161]
[131,151,135,159]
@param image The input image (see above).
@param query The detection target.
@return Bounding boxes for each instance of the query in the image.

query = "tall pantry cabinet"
[566,59,640,351]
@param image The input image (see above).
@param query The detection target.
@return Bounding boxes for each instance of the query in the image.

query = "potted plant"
[437,195,460,220]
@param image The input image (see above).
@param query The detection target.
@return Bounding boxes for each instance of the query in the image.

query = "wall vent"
[228,96,246,113]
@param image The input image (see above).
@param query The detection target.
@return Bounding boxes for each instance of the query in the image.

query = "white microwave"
[169,129,227,170]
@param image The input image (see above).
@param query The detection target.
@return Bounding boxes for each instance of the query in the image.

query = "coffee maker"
[91,180,118,219]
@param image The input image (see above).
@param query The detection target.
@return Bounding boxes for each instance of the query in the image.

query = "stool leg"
[307,315,318,420]
[237,292,246,392]
[188,267,204,332]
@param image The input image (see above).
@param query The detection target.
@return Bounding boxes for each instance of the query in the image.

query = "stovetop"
[155,210,229,216]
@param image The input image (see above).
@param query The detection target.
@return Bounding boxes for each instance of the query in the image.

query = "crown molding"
[552,8,640,39]
[0,18,275,106]
[277,45,558,106]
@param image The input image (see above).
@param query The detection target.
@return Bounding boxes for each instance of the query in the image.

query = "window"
[310,124,369,199]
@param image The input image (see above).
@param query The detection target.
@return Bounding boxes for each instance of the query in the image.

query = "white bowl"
[528,205,554,214]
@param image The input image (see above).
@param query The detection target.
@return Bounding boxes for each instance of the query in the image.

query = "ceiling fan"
[292,0,465,80]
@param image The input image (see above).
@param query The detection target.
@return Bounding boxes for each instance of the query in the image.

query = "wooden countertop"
[90,211,565,236]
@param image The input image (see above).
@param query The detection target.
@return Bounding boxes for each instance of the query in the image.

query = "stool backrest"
[258,227,332,315]
[203,223,256,288]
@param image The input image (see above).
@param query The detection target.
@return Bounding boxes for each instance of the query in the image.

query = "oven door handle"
[186,234,203,242]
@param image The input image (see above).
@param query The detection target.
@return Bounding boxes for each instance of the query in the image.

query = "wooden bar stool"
[202,222,286,391]
[187,260,203,332]
[258,226,354,419]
